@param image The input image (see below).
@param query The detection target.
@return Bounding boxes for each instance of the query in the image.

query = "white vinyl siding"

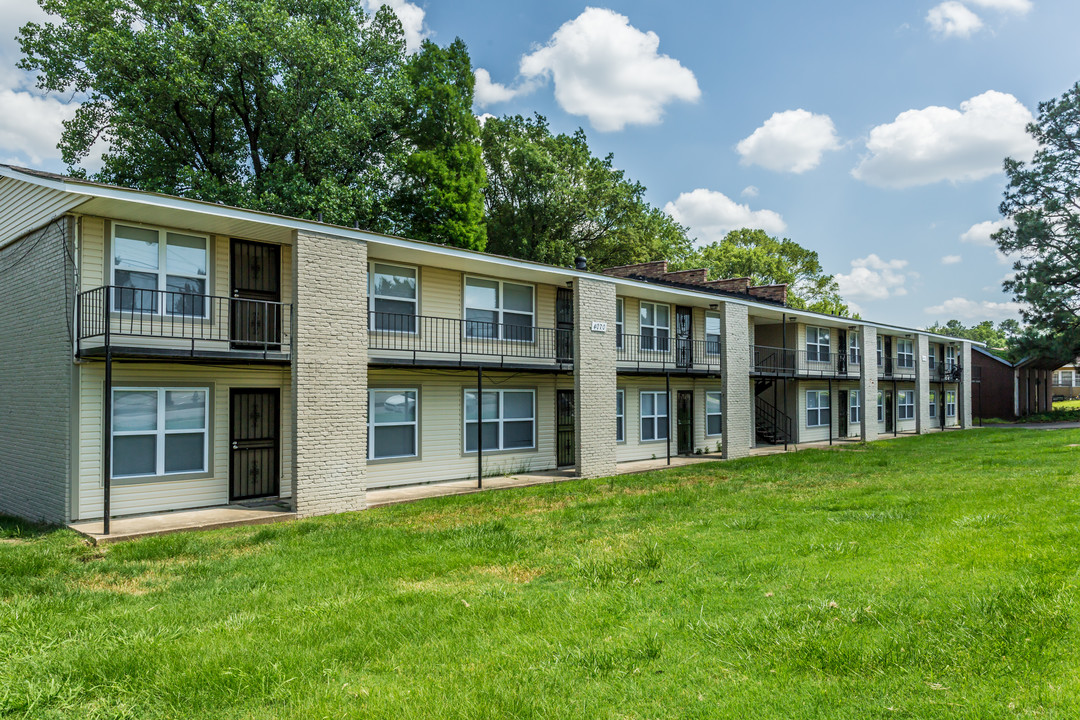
[616,389,625,442]
[112,223,208,317]
[369,263,418,333]
[465,277,535,341]
[640,390,669,441]
[806,390,830,427]
[705,391,723,436]
[898,390,915,420]
[464,389,536,452]
[369,388,418,459]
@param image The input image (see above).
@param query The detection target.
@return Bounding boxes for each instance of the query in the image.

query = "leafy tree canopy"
[995,81,1080,358]
[925,319,1021,360]
[18,0,486,249]
[481,114,692,268]
[673,229,856,316]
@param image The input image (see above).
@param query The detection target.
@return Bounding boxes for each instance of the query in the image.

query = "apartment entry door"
[556,287,574,363]
[230,388,280,501]
[675,307,693,368]
[838,390,848,437]
[556,390,575,467]
[677,390,693,455]
[885,391,894,433]
[231,239,282,349]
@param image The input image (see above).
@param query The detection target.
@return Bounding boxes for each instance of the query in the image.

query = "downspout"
[477,365,483,489]
[665,371,671,465]
[782,314,788,451]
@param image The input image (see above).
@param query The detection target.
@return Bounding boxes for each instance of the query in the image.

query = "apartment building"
[0,166,974,530]
[1052,359,1080,400]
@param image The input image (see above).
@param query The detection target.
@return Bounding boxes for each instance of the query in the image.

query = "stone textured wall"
[718,302,751,458]
[574,277,618,478]
[0,219,74,524]
[960,341,973,428]
[291,230,368,517]
[600,261,668,278]
[860,326,879,442]
[915,334,931,433]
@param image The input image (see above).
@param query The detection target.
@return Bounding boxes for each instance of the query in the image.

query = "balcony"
[368,311,573,369]
[879,357,917,380]
[750,345,861,378]
[616,334,722,373]
[77,286,291,362]
[931,364,963,382]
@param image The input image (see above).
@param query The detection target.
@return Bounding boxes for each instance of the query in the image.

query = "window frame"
[929,390,937,419]
[946,345,957,370]
[849,332,861,365]
[463,388,536,453]
[877,391,884,423]
[705,390,723,437]
[616,389,625,442]
[877,336,884,366]
[463,276,536,343]
[111,386,209,480]
[110,222,211,318]
[369,262,419,334]
[929,345,937,371]
[849,389,861,423]
[806,326,831,363]
[639,390,669,442]
[368,388,419,460]
[615,298,625,350]
[896,339,915,369]
[705,312,722,356]
[639,302,671,352]
[898,389,915,420]
[946,390,957,417]
[806,389,831,428]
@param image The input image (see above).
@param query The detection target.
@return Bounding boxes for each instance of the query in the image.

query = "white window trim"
[929,390,938,419]
[705,390,723,437]
[877,336,884,366]
[806,389,830,428]
[111,387,208,479]
[806,327,831,363]
[463,276,536,343]
[877,391,884,423]
[849,389,861,424]
[896,339,914,369]
[368,388,419,460]
[615,298,625,350]
[640,390,669,442]
[898,390,915,420]
[849,332,861,365]
[111,222,210,318]
[616,389,625,442]
[639,301,671,352]
[946,390,957,417]
[463,388,536,453]
[369,262,419,334]
[929,346,938,370]
[946,346,957,370]
[705,312,722,356]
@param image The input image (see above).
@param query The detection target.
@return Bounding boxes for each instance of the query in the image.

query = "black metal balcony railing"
[616,333,722,372]
[751,345,863,378]
[77,286,291,356]
[368,311,573,365]
[879,356,917,380]
[930,363,964,382]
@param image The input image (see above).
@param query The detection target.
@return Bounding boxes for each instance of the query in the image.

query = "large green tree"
[995,82,1080,357]
[481,114,692,268]
[673,229,854,316]
[18,0,486,248]
[925,319,1020,360]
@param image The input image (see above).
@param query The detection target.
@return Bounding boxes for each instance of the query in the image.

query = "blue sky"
[3,0,1078,327]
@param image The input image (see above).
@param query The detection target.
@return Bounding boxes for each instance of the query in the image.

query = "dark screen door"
[556,389,575,466]
[677,390,693,454]
[838,330,847,374]
[231,239,282,349]
[676,307,693,368]
[556,287,574,363]
[885,391,894,433]
[230,389,280,501]
[838,390,848,436]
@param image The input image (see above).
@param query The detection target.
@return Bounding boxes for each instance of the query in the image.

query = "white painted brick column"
[718,302,751,459]
[291,230,368,517]
[860,326,879,442]
[959,340,973,428]
[574,277,618,478]
[915,334,931,434]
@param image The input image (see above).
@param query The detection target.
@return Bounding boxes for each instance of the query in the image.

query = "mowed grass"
[4,430,1080,719]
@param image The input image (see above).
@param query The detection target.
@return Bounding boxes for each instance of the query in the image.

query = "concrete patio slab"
[69,502,296,544]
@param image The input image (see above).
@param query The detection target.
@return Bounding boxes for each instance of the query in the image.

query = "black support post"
[828,377,833,446]
[477,365,483,489]
[103,345,112,536]
[893,379,898,437]
[665,372,671,466]
[782,314,789,451]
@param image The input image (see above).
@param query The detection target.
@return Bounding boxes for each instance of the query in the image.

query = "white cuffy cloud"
[835,254,915,300]
[475,8,700,131]
[663,188,787,244]
[924,296,1025,320]
[926,2,984,38]
[967,0,1032,13]
[942,254,963,264]
[960,219,1021,265]
[735,109,842,173]
[740,185,759,198]
[852,91,1037,188]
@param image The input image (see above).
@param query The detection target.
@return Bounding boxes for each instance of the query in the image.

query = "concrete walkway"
[981,421,1080,430]
[68,501,296,544]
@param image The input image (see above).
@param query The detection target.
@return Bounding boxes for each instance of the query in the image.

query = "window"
[806,327,831,362]
[898,390,915,420]
[850,390,861,423]
[877,391,884,422]
[465,277,534,342]
[705,391,723,436]
[369,263,417,333]
[639,302,670,352]
[877,336,884,366]
[369,389,418,459]
[615,298,625,350]
[1058,370,1075,387]
[112,387,208,478]
[112,224,208,316]
[896,339,914,369]
[929,390,937,419]
[929,346,937,371]
[946,390,957,417]
[806,390,830,427]
[464,389,535,452]
[946,345,957,370]
[640,391,669,441]
[705,313,722,355]
[616,390,625,442]
[849,332,861,365]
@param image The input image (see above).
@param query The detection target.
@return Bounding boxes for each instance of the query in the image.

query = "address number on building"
[591,321,608,332]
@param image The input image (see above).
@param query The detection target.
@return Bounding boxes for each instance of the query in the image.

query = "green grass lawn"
[4,429,1080,719]
[1054,399,1080,411]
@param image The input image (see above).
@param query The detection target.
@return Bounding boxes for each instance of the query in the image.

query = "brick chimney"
[600,261,668,279]
[701,277,751,294]
[747,284,788,304]
[660,268,707,285]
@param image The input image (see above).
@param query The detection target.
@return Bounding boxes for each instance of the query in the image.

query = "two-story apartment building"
[0,166,975,531]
